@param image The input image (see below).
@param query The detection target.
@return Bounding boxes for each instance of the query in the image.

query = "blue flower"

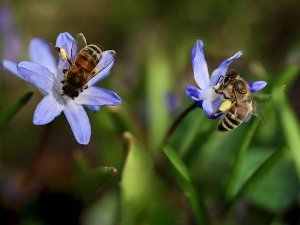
[0,3,23,62]
[186,40,267,118]
[2,32,121,145]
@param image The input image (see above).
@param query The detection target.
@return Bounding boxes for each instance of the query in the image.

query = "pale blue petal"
[74,86,121,106]
[191,40,210,89]
[88,50,115,86]
[2,60,27,81]
[64,101,91,145]
[17,61,58,93]
[185,85,203,101]
[33,93,64,125]
[29,38,56,74]
[248,81,267,93]
[210,51,243,86]
[85,105,101,112]
[202,98,223,119]
[55,32,74,80]
[202,100,214,117]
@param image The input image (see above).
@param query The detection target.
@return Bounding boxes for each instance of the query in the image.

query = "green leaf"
[224,84,286,207]
[72,149,90,174]
[163,145,191,183]
[277,91,300,180]
[48,166,118,201]
[163,145,209,225]
[0,92,33,130]
[72,166,117,199]
[82,191,118,225]
[222,148,288,212]
[244,149,299,213]
[121,132,162,225]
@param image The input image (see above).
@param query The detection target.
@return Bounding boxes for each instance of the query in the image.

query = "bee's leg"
[210,100,232,118]
[213,84,222,94]
[81,84,88,92]
[63,69,68,74]
[223,93,231,99]
[91,68,100,76]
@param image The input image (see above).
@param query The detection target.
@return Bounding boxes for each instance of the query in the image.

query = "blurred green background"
[1,0,300,224]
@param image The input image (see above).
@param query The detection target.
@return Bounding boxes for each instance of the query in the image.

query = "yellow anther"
[219,100,232,112]
[60,48,68,61]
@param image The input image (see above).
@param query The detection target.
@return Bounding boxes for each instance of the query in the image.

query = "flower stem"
[22,122,52,187]
[164,103,197,144]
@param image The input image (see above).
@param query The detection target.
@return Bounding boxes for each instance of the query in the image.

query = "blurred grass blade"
[146,52,171,155]
[277,91,300,180]
[222,148,284,212]
[163,145,209,225]
[121,132,161,225]
[0,92,33,129]
[163,145,191,182]
[224,84,286,205]
[71,166,117,200]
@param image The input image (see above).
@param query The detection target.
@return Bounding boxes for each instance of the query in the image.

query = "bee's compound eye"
[224,76,231,84]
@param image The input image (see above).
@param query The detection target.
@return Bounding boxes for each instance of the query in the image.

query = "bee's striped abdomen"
[219,107,243,131]
[75,44,102,72]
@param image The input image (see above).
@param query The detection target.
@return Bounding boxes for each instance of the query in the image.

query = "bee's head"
[222,70,239,86]
[62,85,79,99]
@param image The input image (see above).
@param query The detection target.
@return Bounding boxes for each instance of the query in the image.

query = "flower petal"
[210,51,243,86]
[185,85,203,101]
[202,99,214,117]
[88,50,115,86]
[29,38,56,74]
[64,101,91,145]
[33,93,64,125]
[85,105,101,112]
[74,86,121,106]
[17,61,58,93]
[191,40,210,89]
[2,60,27,81]
[248,81,267,93]
[202,98,223,119]
[55,32,74,80]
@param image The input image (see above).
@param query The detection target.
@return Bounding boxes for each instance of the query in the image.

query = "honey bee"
[53,33,115,99]
[211,70,266,131]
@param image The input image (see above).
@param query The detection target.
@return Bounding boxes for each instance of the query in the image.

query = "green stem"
[0,92,33,130]
[22,122,52,187]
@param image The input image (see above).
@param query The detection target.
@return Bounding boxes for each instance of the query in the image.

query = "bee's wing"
[251,96,267,125]
[233,88,250,119]
[84,50,116,85]
[70,33,87,63]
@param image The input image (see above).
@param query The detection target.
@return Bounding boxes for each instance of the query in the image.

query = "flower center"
[203,86,219,102]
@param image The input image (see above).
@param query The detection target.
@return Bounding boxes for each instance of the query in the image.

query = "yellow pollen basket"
[219,100,232,112]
